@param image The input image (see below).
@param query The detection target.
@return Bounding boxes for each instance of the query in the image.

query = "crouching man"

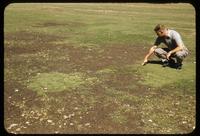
[142,24,189,69]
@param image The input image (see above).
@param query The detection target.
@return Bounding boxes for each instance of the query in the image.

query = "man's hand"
[142,45,157,66]
[166,51,172,60]
[142,59,148,66]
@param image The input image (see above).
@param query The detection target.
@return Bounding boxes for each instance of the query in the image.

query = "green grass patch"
[127,62,196,90]
[27,72,99,95]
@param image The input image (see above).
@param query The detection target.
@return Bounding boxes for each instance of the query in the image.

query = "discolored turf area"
[4,31,195,134]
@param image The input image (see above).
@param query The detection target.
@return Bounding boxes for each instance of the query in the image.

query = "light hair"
[154,24,167,32]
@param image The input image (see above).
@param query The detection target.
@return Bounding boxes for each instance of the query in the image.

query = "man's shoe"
[170,57,177,64]
[175,63,182,70]
[162,61,169,67]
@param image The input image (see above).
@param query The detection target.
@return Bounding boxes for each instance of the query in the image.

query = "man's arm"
[166,44,183,60]
[167,31,184,59]
[142,45,157,66]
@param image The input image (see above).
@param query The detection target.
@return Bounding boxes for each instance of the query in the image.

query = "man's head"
[154,24,168,37]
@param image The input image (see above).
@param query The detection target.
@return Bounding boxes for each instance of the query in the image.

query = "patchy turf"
[4,3,195,134]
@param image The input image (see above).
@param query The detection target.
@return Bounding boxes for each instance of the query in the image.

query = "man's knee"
[175,50,188,59]
[154,48,167,58]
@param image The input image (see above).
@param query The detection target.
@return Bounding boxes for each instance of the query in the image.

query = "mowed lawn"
[4,3,195,134]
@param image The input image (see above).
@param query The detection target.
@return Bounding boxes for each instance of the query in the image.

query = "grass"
[5,3,195,48]
[135,61,196,89]
[4,3,195,134]
[139,92,195,134]
[27,72,100,95]
[96,67,117,75]
[109,110,128,124]
[105,87,140,104]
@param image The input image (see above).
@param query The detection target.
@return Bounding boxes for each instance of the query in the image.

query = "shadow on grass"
[147,60,180,69]
[147,60,163,65]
